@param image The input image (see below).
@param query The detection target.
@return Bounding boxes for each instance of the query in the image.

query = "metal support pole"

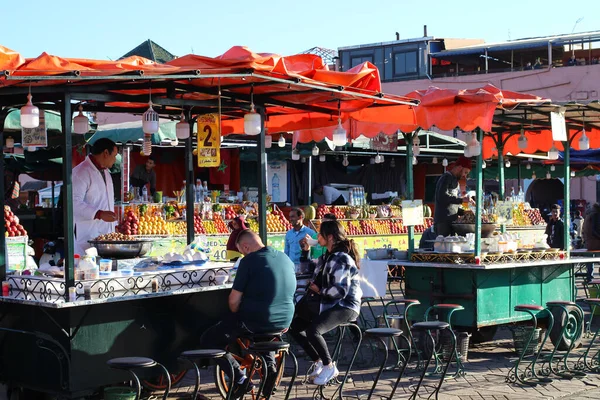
[563,142,571,255]
[548,41,553,68]
[474,129,484,258]
[484,49,489,73]
[405,133,414,256]
[185,111,195,245]
[0,109,6,281]
[307,155,313,205]
[497,132,506,233]
[61,94,75,290]
[257,108,268,244]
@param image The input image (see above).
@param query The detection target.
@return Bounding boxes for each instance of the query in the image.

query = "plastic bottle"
[510,187,515,202]
[142,186,148,203]
[195,179,203,203]
[271,173,280,202]
[518,186,524,203]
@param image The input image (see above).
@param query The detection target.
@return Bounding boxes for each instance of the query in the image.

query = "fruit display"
[193,213,206,235]
[4,206,27,237]
[266,208,292,233]
[224,205,243,220]
[337,217,432,236]
[117,209,140,235]
[246,218,260,232]
[93,233,134,241]
[456,210,495,224]
[524,208,545,225]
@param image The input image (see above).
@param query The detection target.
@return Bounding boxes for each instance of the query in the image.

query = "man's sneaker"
[313,362,339,385]
[306,360,323,382]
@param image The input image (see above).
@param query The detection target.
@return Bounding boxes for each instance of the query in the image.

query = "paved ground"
[142,280,600,399]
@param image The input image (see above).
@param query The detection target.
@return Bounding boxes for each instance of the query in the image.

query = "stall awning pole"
[185,111,195,245]
[474,129,484,258]
[61,94,75,289]
[0,108,7,281]
[405,133,414,256]
[257,108,268,244]
[308,156,313,205]
[497,132,506,233]
[563,141,571,256]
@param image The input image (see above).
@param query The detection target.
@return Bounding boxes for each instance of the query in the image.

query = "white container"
[99,259,112,272]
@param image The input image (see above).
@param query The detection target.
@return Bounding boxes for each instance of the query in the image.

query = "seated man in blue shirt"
[285,208,316,264]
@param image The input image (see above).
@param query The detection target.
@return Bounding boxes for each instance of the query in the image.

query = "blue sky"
[2,0,597,60]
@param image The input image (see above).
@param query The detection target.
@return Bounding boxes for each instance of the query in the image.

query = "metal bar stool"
[408,321,455,400]
[362,327,411,400]
[178,349,234,400]
[246,340,297,400]
[585,279,600,335]
[424,303,465,377]
[577,298,600,372]
[106,357,171,400]
[383,299,421,369]
[313,323,362,400]
[543,301,586,379]
[506,304,553,386]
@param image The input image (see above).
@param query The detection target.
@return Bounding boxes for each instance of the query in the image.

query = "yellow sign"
[197,113,221,167]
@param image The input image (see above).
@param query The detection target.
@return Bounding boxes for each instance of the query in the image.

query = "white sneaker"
[307,360,323,382]
[313,362,339,385]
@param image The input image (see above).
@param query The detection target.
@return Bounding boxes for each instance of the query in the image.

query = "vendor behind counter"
[130,156,157,197]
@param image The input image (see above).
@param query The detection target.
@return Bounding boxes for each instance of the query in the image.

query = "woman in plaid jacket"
[289,220,362,385]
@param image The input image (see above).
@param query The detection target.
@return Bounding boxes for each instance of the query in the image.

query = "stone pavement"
[148,280,600,400]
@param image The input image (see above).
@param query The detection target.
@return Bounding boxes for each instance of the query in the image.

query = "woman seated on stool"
[290,220,362,385]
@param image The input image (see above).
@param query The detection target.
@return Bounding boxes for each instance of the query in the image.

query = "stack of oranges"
[138,214,169,235]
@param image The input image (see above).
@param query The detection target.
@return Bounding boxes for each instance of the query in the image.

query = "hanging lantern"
[546,171,551,179]
[482,160,486,169]
[278,134,285,148]
[342,155,349,167]
[579,129,590,151]
[301,157,306,163]
[143,134,152,156]
[571,170,576,177]
[73,104,90,134]
[432,156,438,164]
[176,112,190,139]
[312,145,319,156]
[21,91,40,129]
[442,158,448,167]
[517,127,528,150]
[332,119,347,147]
[319,154,326,162]
[526,163,531,170]
[5,136,14,149]
[244,103,261,135]
[505,159,511,168]
[548,143,559,160]
[550,165,555,172]
[291,149,300,161]
[142,101,159,134]
[532,171,537,179]
[265,134,272,149]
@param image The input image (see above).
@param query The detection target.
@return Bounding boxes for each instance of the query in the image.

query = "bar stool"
[246,340,297,400]
[585,279,600,335]
[178,349,234,400]
[106,357,170,400]
[424,303,465,377]
[577,298,600,372]
[506,304,553,386]
[362,327,411,400]
[408,321,455,400]
[313,323,362,400]
[544,301,586,379]
[383,299,421,369]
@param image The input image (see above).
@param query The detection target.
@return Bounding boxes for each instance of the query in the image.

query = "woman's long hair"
[320,220,361,269]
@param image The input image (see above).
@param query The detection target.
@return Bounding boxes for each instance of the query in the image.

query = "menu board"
[5,236,27,271]
[401,200,424,226]
[495,201,514,225]
[21,112,47,147]
[197,113,221,167]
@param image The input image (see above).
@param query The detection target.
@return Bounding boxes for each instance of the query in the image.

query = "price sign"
[401,200,424,226]
[495,201,514,225]
[21,112,47,147]
[197,113,221,167]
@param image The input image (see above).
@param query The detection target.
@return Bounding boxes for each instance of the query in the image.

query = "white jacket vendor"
[72,138,119,255]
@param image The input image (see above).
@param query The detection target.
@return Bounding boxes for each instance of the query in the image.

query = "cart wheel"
[469,326,498,344]
[549,305,584,351]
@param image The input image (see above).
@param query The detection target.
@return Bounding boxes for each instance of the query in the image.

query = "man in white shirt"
[314,185,347,205]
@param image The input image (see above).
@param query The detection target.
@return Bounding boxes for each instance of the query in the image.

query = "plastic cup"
[99,259,112,272]
[68,287,77,302]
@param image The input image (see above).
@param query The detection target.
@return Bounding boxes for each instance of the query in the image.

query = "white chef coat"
[72,156,116,255]
[323,185,346,204]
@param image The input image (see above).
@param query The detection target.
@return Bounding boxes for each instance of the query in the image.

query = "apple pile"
[116,209,140,235]
[194,213,206,235]
[525,209,545,225]
[331,206,346,220]
[224,205,240,220]
[390,219,405,234]
[4,206,27,237]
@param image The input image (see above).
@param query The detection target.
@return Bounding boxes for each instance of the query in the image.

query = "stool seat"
[249,341,290,353]
[515,304,544,311]
[365,327,403,337]
[179,349,227,359]
[412,321,450,330]
[107,357,156,369]
[433,303,464,310]
[547,301,576,306]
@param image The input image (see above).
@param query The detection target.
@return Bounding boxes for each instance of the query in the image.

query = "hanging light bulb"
[532,171,537,179]
[482,159,486,169]
[442,158,448,167]
[579,129,590,151]
[278,134,286,148]
[412,156,418,165]
[546,171,551,179]
[342,155,349,167]
[264,134,272,149]
[526,163,531,170]
[505,159,511,168]
[517,127,528,150]
[73,104,90,134]
[143,134,152,156]
[390,158,396,168]
[291,149,300,161]
[142,100,159,134]
[432,156,438,164]
[374,153,381,164]
[319,154,326,162]
[20,87,40,129]
[244,87,261,135]
[312,145,319,156]
[550,165,555,172]
[5,136,14,149]
[548,143,559,160]
[170,138,179,147]
[176,111,190,139]
[571,170,576,177]
[332,101,347,147]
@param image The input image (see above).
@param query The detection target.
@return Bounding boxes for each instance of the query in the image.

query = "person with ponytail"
[289,220,362,385]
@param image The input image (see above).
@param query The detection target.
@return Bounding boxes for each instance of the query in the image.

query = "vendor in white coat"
[72,138,119,255]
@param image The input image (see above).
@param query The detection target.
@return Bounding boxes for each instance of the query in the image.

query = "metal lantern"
[142,102,159,134]
[21,93,39,129]
[73,104,90,134]
[176,112,190,139]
